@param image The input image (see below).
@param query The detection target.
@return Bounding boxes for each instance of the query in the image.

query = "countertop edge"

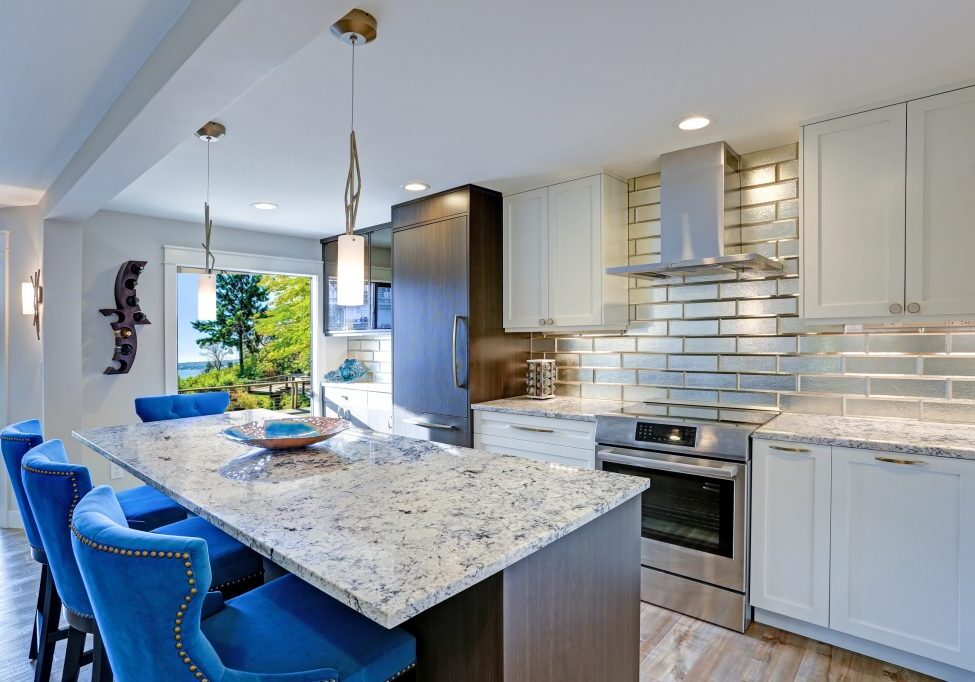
[753,417,975,461]
[470,402,597,422]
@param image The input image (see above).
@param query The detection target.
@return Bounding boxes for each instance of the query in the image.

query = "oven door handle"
[597,449,738,480]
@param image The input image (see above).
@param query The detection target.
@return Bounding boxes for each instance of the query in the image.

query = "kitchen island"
[73,409,648,681]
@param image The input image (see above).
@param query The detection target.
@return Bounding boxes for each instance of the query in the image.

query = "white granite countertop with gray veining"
[72,410,648,628]
[755,413,975,461]
[471,396,632,422]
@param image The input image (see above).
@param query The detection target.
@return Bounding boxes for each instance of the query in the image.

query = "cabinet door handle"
[769,445,810,453]
[538,318,546,326]
[508,424,555,434]
[906,302,921,314]
[875,456,926,466]
[889,302,903,314]
[452,315,466,389]
[405,418,456,431]
[546,318,554,325]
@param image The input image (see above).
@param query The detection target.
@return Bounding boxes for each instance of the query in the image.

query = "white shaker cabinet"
[905,86,975,317]
[801,104,907,320]
[472,411,595,469]
[503,174,628,332]
[502,188,549,329]
[323,384,392,434]
[802,82,975,322]
[830,447,975,671]
[751,439,831,627]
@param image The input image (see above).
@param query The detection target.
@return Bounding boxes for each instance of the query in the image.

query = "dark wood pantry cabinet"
[392,185,525,446]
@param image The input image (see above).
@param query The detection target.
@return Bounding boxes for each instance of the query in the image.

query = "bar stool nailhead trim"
[70,524,211,682]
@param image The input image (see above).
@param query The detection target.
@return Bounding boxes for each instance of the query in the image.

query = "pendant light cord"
[344,35,361,237]
[202,136,215,274]
[350,36,356,133]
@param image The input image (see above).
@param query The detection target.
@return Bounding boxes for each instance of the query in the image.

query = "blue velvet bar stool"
[0,420,68,680]
[134,391,231,423]
[22,441,267,681]
[72,485,417,682]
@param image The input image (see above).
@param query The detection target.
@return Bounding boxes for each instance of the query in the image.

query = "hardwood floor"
[0,527,938,681]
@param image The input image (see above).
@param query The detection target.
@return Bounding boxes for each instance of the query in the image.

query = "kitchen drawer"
[367,391,393,434]
[324,387,369,428]
[473,433,594,469]
[393,408,470,447]
[473,410,595,450]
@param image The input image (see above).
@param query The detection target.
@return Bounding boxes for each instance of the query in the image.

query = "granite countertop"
[73,410,648,628]
[321,381,392,393]
[755,413,975,461]
[471,396,631,422]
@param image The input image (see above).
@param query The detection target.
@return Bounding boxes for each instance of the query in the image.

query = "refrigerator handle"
[452,315,466,389]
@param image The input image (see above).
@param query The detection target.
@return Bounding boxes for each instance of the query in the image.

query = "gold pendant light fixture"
[195,121,225,321]
[332,9,377,307]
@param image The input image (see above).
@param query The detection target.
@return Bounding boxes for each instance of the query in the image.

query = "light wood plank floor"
[0,528,939,681]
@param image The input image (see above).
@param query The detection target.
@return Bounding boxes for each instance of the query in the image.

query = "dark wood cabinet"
[392,185,526,447]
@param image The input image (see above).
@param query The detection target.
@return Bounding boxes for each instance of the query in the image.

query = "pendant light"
[332,9,377,307]
[195,121,225,321]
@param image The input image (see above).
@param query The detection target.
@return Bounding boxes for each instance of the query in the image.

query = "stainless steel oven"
[595,403,777,632]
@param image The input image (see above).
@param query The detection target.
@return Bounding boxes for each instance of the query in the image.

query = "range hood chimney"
[608,141,783,280]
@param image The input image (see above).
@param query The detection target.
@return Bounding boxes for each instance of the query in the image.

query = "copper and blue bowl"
[222,417,351,450]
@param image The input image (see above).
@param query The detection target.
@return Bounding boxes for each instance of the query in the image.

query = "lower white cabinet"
[751,439,831,626]
[830,447,975,670]
[472,411,595,468]
[323,384,392,434]
[752,439,975,672]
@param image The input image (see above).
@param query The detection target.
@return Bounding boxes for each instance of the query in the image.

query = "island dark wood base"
[403,496,641,681]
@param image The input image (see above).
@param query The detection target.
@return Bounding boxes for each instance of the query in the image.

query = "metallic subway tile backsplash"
[534,143,975,423]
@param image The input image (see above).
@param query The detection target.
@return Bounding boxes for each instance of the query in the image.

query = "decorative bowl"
[222,417,351,450]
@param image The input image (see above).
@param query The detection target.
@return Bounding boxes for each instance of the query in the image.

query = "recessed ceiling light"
[251,202,278,210]
[402,182,430,192]
[676,115,711,131]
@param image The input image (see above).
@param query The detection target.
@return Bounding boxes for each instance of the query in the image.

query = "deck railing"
[179,375,312,411]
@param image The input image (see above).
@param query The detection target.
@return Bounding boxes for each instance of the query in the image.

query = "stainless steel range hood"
[607,141,783,280]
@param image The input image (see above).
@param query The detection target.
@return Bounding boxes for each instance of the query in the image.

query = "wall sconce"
[22,269,42,340]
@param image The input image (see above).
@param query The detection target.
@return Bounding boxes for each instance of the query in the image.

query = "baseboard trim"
[6,509,23,530]
[754,608,975,681]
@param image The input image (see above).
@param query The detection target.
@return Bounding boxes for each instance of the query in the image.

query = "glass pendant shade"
[197,273,217,321]
[21,282,33,315]
[336,233,365,306]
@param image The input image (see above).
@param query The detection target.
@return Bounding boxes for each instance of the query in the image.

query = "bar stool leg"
[33,564,64,682]
[60,628,86,682]
[28,567,45,660]
[92,627,113,682]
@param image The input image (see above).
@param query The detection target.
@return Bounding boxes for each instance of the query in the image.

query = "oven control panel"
[634,422,697,447]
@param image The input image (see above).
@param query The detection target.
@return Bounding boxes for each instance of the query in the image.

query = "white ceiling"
[0,0,191,207]
[97,0,975,237]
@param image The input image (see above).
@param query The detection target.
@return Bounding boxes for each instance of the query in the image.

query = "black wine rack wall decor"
[100,260,150,375]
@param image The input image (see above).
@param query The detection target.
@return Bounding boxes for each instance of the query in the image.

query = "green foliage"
[254,275,312,375]
[179,272,313,412]
[192,274,270,373]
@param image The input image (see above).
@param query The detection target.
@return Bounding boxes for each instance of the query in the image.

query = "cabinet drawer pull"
[405,419,456,431]
[508,424,555,434]
[875,456,926,466]
[769,445,810,453]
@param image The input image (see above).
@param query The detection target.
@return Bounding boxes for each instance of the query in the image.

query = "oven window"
[602,460,735,558]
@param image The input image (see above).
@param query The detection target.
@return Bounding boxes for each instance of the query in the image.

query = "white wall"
[0,205,44,526]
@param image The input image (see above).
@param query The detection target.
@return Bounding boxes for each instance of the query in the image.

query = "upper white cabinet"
[802,83,975,321]
[751,439,831,627]
[906,87,975,317]
[830,447,975,671]
[503,174,628,332]
[802,105,906,319]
